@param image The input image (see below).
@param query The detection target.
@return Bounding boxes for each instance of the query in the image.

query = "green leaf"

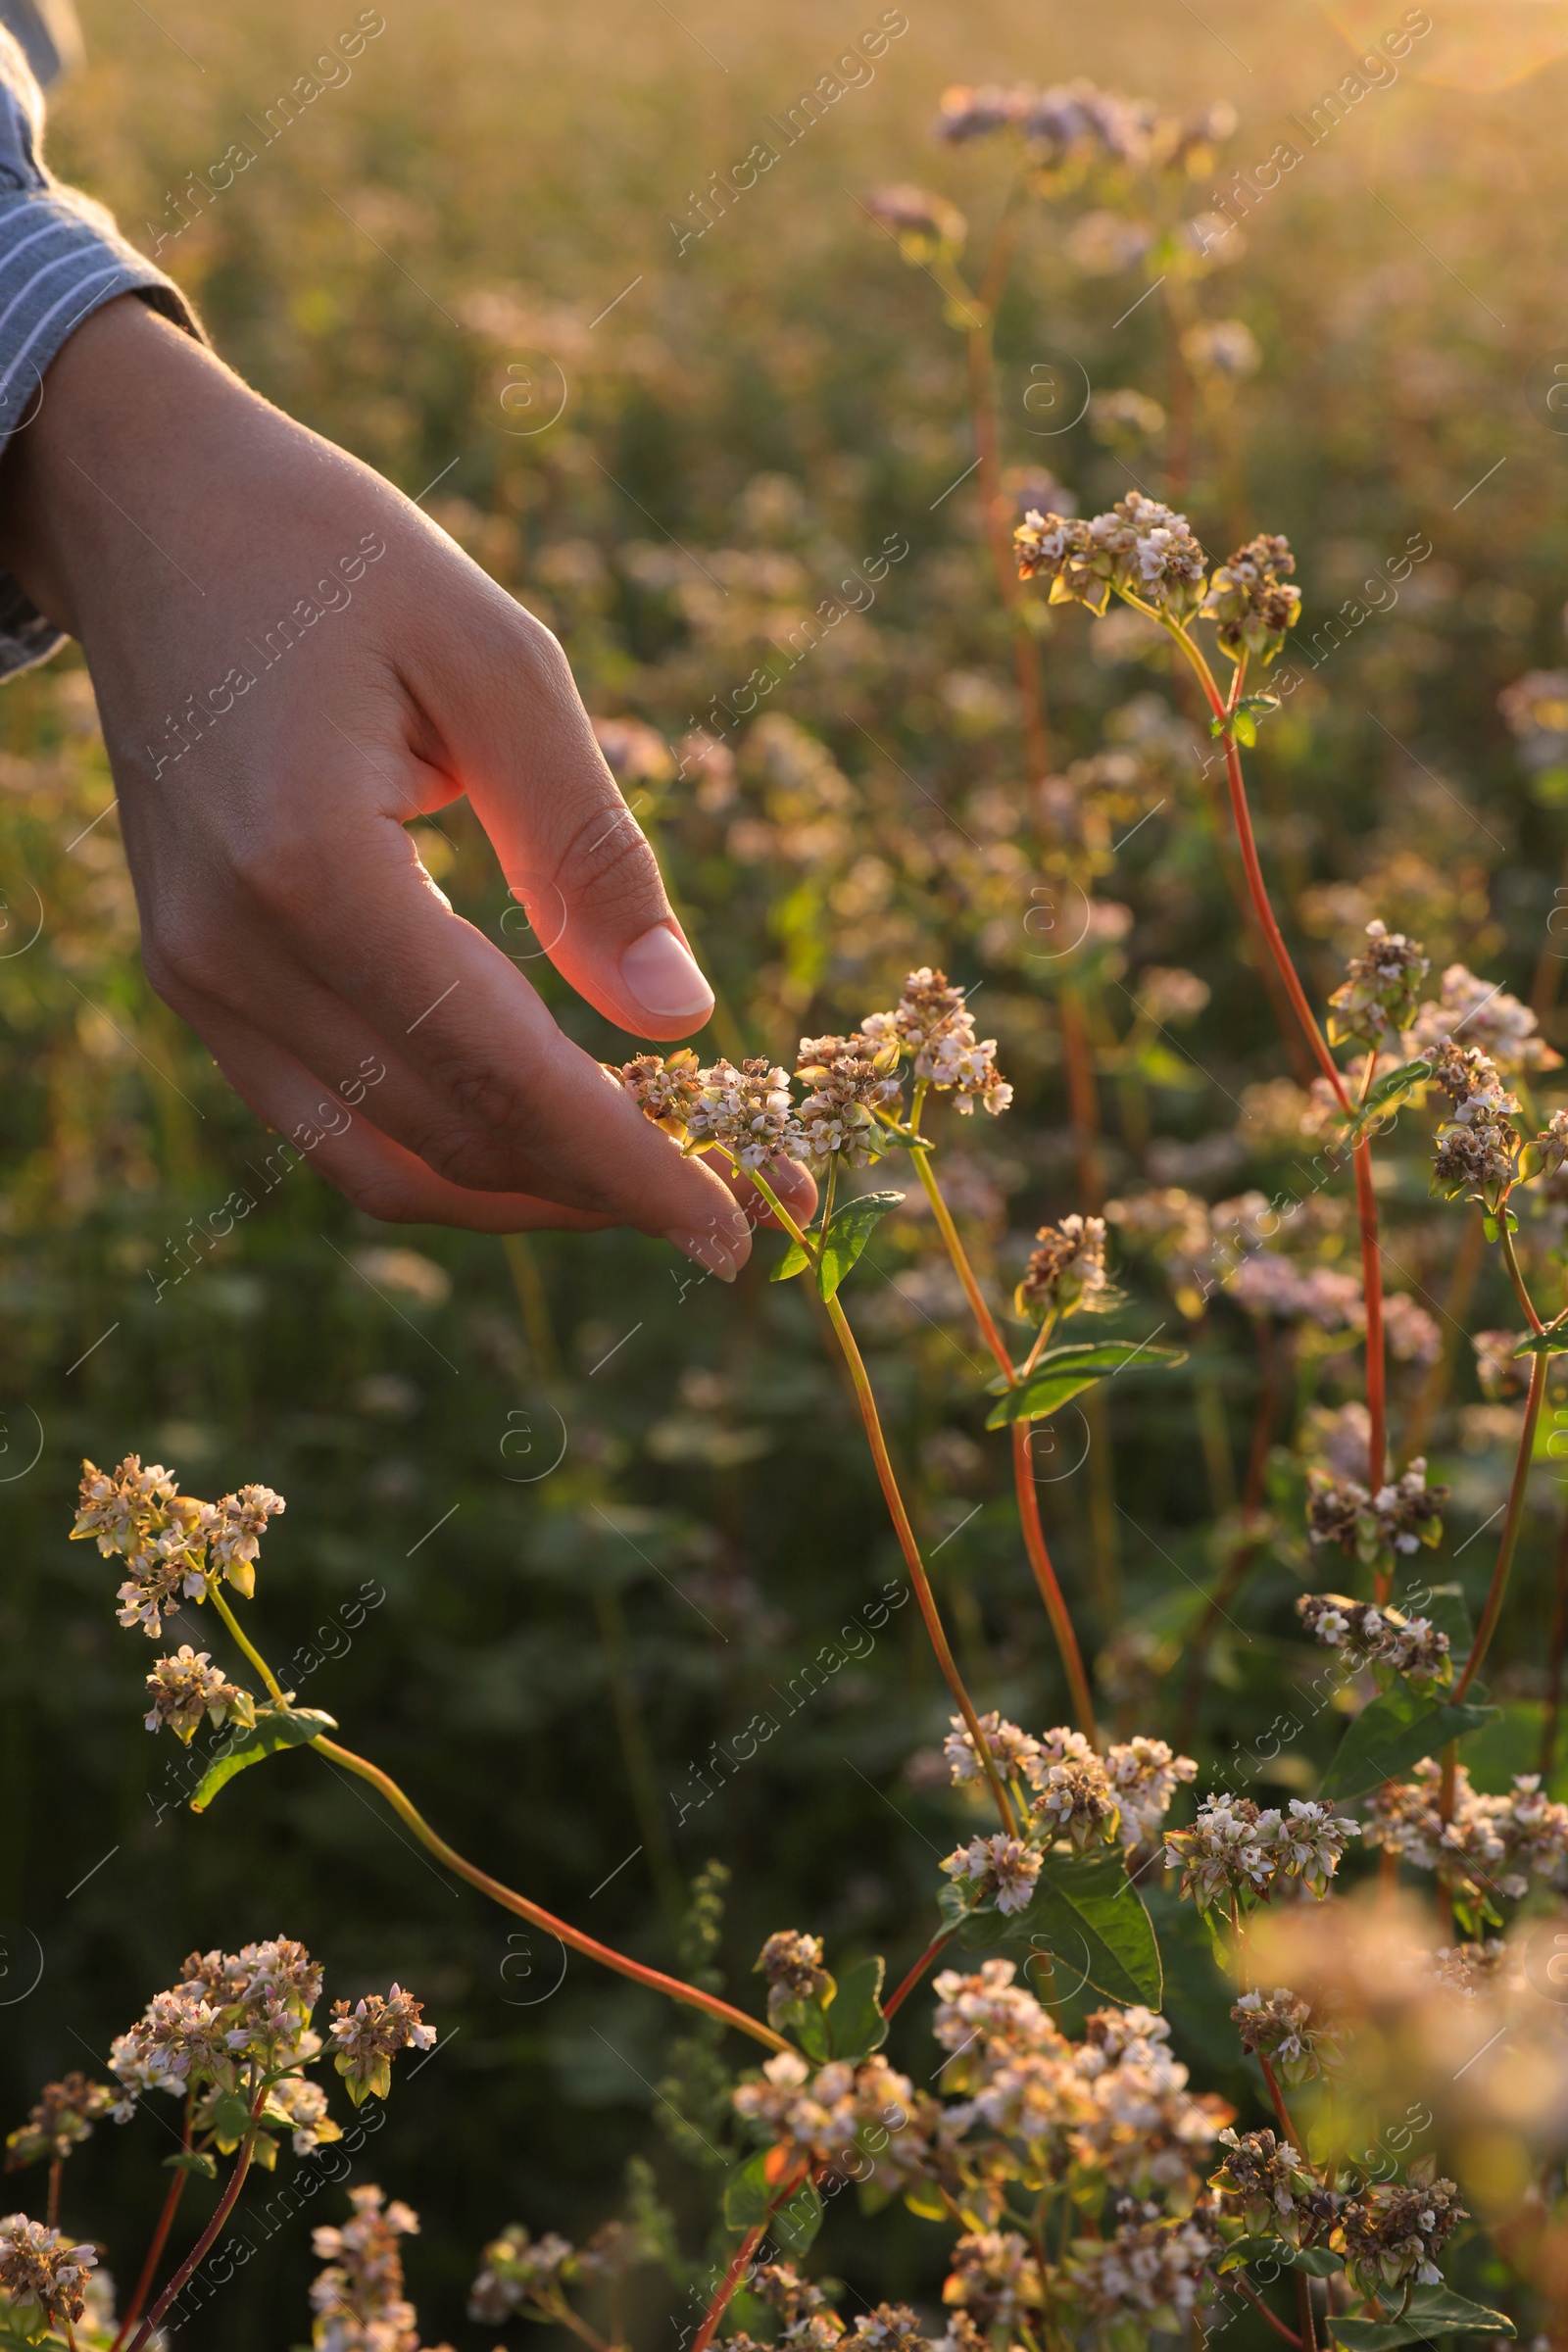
[1219,2238,1343,2277]
[1512,1314,1568,1356]
[770,1212,824,1283]
[963,1847,1162,2006]
[163,2148,219,2178]
[828,1955,888,2061]
[188,1706,337,1812]
[985,1340,1187,1431]
[1331,2284,1516,2348]
[722,2153,823,2255]
[1321,1685,1494,1800]
[1232,709,1257,747]
[1344,1058,1434,1147]
[206,2086,255,2145]
[815,1191,905,1300]
[724,2148,774,2230]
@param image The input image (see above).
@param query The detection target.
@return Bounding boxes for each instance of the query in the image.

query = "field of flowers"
[10,0,1568,2343]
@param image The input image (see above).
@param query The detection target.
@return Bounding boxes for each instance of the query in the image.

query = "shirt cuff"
[0,184,207,680]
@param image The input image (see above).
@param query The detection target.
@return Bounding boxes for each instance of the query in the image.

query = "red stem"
[1219,730,1348,1110]
[884,1928,956,2020]
[692,2159,810,2352]
[1541,1486,1568,1779]
[1354,1138,1387,1519]
[126,2108,261,2352]
[1231,2273,1305,2350]
[1012,1424,1100,1745]
[1455,1345,1548,1703]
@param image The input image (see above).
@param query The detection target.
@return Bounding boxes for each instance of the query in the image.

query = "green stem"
[310,1735,791,2050]
[747,1163,1018,1831]
[209,1587,286,1703]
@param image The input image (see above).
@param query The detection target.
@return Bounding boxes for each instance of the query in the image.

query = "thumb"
[428,606,715,1040]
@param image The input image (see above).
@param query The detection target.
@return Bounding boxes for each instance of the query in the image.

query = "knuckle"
[553,797,663,918]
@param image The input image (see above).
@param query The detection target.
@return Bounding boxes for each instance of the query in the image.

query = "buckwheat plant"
[15,67,1568,2352]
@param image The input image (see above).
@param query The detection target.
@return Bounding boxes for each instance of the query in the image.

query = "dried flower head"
[75,1455,286,1634]
[0,2215,98,2332]
[794,1050,901,1167]
[143,1645,256,1740]
[1200,533,1300,663]
[617,1049,703,1130]
[1163,1793,1357,1912]
[1210,2126,1313,2234]
[1364,1759,1568,1917]
[1015,1214,1109,1321]
[1069,2200,1218,2334]
[858,969,1012,1114]
[1327,919,1431,1047]
[1230,1986,1345,2084]
[943,2230,1044,2330]
[1030,1754,1120,1851]
[757,1931,832,2025]
[1297,1592,1451,1685]
[329,1985,436,2107]
[1336,2163,1466,2296]
[3,2075,113,2172]
[110,1938,324,2116]
[732,2051,933,2188]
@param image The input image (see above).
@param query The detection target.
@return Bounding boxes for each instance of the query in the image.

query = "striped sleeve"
[0,20,206,680]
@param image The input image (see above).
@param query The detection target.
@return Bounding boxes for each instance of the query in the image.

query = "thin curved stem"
[311,1736,791,2051]
[904,1141,1098,1744]
[821,1291,1017,1833]
[126,2097,262,2352]
[1354,1135,1387,1514]
[209,1588,286,1703]
[884,1927,956,2020]
[1231,2273,1305,2350]
[1012,1424,1099,1746]
[1500,1220,1545,1336]
[748,1162,1017,1832]
[1454,1344,1548,1704]
[692,2158,810,2352]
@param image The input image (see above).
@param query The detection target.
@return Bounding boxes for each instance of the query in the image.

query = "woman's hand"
[0,295,813,1275]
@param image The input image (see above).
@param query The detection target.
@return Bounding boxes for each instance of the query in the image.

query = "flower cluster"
[942,1832,1043,1913]
[74,1454,285,1636]
[1015,495,1208,625]
[311,2183,455,2352]
[1200,534,1300,663]
[930,1969,1230,2200]
[467,2223,576,2324]
[1336,2164,1467,2297]
[1230,1986,1345,2084]
[3,2073,113,2171]
[1297,1592,1452,1684]
[862,181,966,257]
[686,1056,802,1172]
[1327,919,1431,1047]
[143,1643,256,1740]
[1015,1214,1110,1321]
[1068,2200,1219,2338]
[617,970,1012,1169]
[1408,962,1560,1076]
[1305,1460,1447,1563]
[1210,2127,1319,2238]
[109,1937,324,2117]
[329,1985,436,2106]
[757,1930,832,2025]
[732,2051,934,2189]
[1426,1041,1522,1201]
[1364,1759,1568,1914]
[1164,1795,1358,1913]
[934,76,1165,167]
[0,2215,98,2333]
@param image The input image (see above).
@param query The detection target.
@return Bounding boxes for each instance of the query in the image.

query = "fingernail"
[620,925,714,1020]
[662,1227,740,1282]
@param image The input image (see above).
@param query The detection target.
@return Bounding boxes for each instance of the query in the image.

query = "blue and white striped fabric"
[0,19,203,678]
